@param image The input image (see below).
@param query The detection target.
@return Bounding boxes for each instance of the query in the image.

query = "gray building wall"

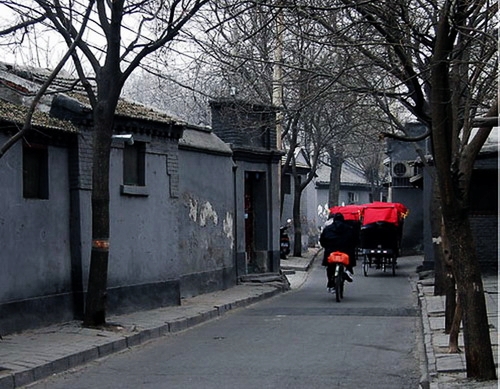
[178,126,236,298]
[422,152,498,273]
[0,107,187,333]
[386,123,427,256]
[0,134,74,334]
[0,92,282,335]
[106,136,181,315]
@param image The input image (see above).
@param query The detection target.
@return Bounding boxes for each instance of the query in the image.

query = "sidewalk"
[417,272,498,389]
[0,249,318,389]
[280,247,318,289]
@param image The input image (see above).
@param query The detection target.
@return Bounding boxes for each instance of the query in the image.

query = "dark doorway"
[244,171,268,273]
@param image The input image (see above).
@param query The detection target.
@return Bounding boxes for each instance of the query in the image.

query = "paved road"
[26,257,422,389]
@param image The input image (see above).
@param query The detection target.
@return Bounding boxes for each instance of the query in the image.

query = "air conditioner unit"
[392,161,413,178]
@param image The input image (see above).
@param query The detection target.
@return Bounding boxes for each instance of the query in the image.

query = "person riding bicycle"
[320,212,356,290]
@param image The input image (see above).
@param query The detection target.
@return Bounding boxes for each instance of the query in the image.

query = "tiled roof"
[179,124,232,155]
[0,99,78,133]
[316,160,368,185]
[66,92,185,126]
[0,61,184,127]
[281,148,311,170]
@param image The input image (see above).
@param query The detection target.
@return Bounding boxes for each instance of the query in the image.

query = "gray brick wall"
[470,215,498,272]
[69,130,93,190]
[164,138,179,198]
[210,100,277,150]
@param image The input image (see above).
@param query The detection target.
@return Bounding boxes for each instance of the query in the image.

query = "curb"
[0,286,284,389]
[415,276,499,389]
[416,280,438,389]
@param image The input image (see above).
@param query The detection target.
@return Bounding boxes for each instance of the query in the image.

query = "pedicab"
[358,202,408,276]
[328,204,364,262]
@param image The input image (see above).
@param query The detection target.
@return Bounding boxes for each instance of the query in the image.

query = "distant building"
[385,121,497,270]
[315,160,373,216]
[384,122,429,255]
[311,160,372,246]
[418,128,498,272]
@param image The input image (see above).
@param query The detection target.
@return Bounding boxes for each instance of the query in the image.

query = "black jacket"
[320,220,356,266]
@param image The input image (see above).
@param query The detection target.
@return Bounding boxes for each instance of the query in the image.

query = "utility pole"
[273,2,284,219]
[272,2,284,150]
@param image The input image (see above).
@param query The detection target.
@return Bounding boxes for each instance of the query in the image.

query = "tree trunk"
[431,4,496,378]
[445,214,495,379]
[444,283,456,335]
[448,295,462,353]
[84,126,112,326]
[430,177,447,296]
[440,220,456,334]
[83,101,116,327]
[328,148,342,208]
[292,174,302,257]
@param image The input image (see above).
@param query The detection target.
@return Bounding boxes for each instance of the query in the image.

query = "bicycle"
[327,251,350,302]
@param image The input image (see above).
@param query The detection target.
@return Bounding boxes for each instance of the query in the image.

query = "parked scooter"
[280,219,292,259]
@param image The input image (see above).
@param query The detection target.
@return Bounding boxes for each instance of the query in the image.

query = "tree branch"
[0,0,94,158]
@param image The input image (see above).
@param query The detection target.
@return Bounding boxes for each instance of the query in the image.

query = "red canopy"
[360,202,409,226]
[329,202,409,225]
[329,205,363,221]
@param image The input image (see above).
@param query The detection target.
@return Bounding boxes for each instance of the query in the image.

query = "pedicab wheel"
[363,256,369,277]
[335,265,343,302]
[392,257,397,276]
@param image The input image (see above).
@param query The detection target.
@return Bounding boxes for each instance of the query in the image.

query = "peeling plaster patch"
[188,197,198,222]
[199,201,218,227]
[223,212,234,248]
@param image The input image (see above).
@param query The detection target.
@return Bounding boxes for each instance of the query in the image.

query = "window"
[123,142,145,186]
[282,174,291,194]
[121,142,148,196]
[23,143,49,199]
[347,192,358,204]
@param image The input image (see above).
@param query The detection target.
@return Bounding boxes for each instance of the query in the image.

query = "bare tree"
[1,0,211,327]
[122,67,212,125]
[0,4,91,157]
[429,2,496,379]
[293,0,497,379]
[178,1,396,255]
[320,98,391,208]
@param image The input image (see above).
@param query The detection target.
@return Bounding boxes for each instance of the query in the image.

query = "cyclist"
[320,212,356,290]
